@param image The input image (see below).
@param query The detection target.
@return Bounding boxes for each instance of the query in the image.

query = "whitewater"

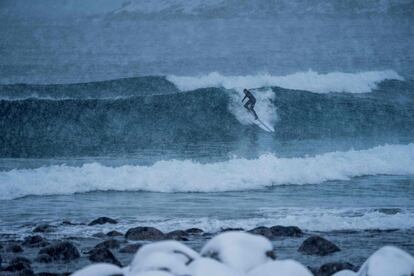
[1,143,413,200]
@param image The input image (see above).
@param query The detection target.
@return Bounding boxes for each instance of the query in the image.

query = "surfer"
[242,89,258,120]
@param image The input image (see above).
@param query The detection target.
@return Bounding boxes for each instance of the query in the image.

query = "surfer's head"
[243,89,248,94]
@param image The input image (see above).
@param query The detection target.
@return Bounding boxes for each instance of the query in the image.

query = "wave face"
[1,72,413,158]
[1,144,413,200]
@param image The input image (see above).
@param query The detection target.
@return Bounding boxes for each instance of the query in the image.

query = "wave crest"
[167,70,404,93]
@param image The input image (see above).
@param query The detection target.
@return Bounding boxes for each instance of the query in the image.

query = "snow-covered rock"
[129,271,175,276]
[188,257,241,276]
[201,231,274,273]
[357,246,414,276]
[71,263,123,276]
[332,270,357,276]
[248,259,313,276]
[128,240,199,275]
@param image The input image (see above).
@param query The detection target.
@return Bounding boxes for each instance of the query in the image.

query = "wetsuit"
[242,90,258,119]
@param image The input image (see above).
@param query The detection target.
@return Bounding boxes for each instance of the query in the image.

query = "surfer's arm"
[242,95,247,102]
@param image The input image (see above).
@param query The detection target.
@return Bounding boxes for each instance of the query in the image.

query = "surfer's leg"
[250,102,258,119]
[244,102,250,110]
[251,109,258,120]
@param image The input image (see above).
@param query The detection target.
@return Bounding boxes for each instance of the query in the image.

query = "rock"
[3,256,32,271]
[33,224,56,233]
[270,225,303,237]
[125,226,165,241]
[298,236,340,256]
[38,241,80,262]
[119,243,142,254]
[94,239,121,250]
[248,226,274,239]
[166,230,189,241]
[88,217,117,226]
[185,228,203,234]
[92,232,107,239]
[22,235,49,247]
[317,262,357,276]
[106,230,123,237]
[36,273,67,276]
[220,228,244,232]
[35,253,53,263]
[62,219,75,225]
[88,247,122,266]
[7,243,24,253]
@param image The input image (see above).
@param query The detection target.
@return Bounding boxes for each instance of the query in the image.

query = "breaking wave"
[1,144,413,200]
[167,70,404,93]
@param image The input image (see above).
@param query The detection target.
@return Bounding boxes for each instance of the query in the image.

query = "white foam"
[0,143,413,200]
[167,70,403,93]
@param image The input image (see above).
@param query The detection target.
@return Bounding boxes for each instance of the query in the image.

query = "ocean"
[0,0,413,273]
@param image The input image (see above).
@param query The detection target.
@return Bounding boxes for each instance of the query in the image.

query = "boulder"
[92,232,107,239]
[248,226,274,239]
[270,225,303,237]
[317,262,357,276]
[94,239,121,250]
[125,226,165,241]
[88,217,117,226]
[22,235,49,247]
[185,228,204,234]
[166,230,190,241]
[298,236,340,256]
[62,219,76,225]
[33,224,56,233]
[7,243,24,253]
[35,253,53,263]
[88,247,122,266]
[119,243,142,254]
[220,228,244,233]
[38,241,80,262]
[3,256,32,271]
[106,230,123,237]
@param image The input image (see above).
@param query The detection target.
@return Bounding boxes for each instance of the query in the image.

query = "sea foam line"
[167,70,403,93]
[0,144,413,200]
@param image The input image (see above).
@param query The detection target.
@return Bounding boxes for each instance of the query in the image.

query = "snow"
[188,257,241,276]
[357,246,414,276]
[71,233,414,276]
[201,231,274,272]
[128,241,199,275]
[332,270,357,276]
[71,263,123,276]
[248,260,313,276]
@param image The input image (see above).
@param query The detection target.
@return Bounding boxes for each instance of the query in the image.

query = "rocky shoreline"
[0,216,413,275]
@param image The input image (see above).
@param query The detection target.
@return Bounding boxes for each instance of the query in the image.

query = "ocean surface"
[0,0,414,266]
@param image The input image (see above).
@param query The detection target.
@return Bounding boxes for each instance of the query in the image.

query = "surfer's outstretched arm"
[242,95,247,102]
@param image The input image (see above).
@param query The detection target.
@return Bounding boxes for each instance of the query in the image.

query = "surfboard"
[247,110,274,132]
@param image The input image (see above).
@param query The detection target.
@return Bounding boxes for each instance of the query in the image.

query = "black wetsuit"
[242,90,258,119]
